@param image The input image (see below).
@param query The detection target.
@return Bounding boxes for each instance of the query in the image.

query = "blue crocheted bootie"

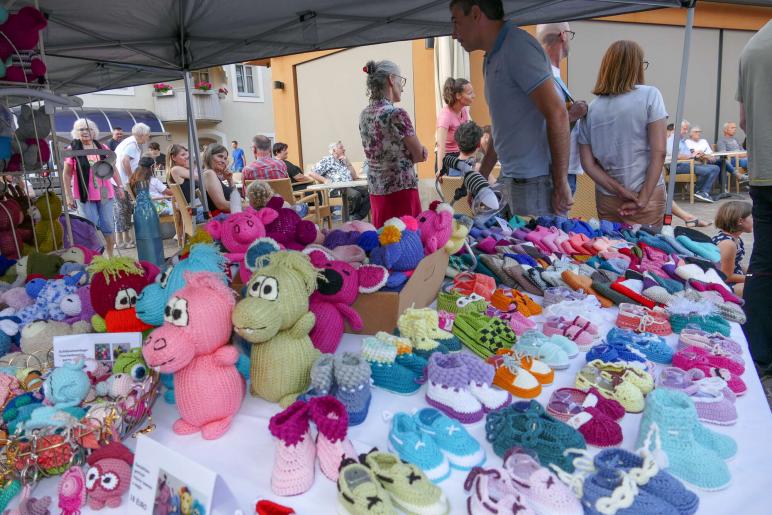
[333,352,371,426]
[362,337,423,395]
[636,389,732,491]
[581,466,680,515]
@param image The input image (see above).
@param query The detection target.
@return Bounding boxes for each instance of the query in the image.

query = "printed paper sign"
[127,436,217,515]
[53,332,142,367]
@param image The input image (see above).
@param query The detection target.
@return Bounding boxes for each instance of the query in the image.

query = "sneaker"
[361,450,449,515]
[502,448,583,515]
[337,460,396,515]
[693,191,714,203]
[387,413,450,483]
[464,467,536,515]
[425,353,484,424]
[515,330,569,370]
[414,407,485,471]
[362,336,423,395]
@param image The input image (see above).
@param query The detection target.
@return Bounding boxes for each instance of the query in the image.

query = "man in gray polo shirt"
[449,0,572,216]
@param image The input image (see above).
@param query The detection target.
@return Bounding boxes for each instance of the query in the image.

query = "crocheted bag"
[143,271,245,439]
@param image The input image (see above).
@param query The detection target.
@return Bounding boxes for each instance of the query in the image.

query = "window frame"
[229,64,264,103]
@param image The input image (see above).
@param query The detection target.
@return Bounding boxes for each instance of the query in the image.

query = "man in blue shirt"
[230,140,245,172]
[666,120,719,203]
[449,0,572,216]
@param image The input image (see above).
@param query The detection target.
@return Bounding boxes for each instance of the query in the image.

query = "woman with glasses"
[577,40,668,227]
[359,60,427,228]
[435,77,475,177]
[62,118,117,256]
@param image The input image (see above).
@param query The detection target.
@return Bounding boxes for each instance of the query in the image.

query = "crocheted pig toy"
[136,243,227,326]
[417,201,454,254]
[85,442,134,510]
[143,271,245,439]
[264,196,318,251]
[232,239,320,406]
[369,216,425,289]
[305,248,388,353]
[205,208,277,283]
[88,257,159,333]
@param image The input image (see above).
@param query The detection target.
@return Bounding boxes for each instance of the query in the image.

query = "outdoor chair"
[568,173,599,220]
[663,159,696,204]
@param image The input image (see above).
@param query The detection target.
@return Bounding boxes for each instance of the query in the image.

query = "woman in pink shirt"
[436,77,475,176]
[62,118,116,256]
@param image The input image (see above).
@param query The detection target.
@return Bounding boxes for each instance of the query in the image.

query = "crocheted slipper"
[414,407,486,470]
[453,272,496,301]
[479,255,518,288]
[542,317,596,349]
[514,331,569,370]
[308,396,354,481]
[678,327,743,357]
[333,353,372,426]
[543,286,586,307]
[362,451,449,511]
[361,336,423,395]
[426,353,485,424]
[437,290,487,315]
[575,364,645,413]
[561,271,613,308]
[336,460,395,514]
[546,391,622,448]
[658,367,737,426]
[485,353,541,399]
[453,312,516,359]
[492,349,554,385]
[503,263,544,297]
[616,303,672,335]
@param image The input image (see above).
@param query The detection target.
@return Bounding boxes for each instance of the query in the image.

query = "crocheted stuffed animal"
[88,257,159,333]
[61,245,99,265]
[4,319,90,366]
[143,271,245,439]
[14,252,64,283]
[25,361,90,430]
[446,217,470,255]
[7,105,51,171]
[264,196,318,251]
[136,243,227,326]
[369,217,425,289]
[232,239,320,406]
[417,201,454,254]
[305,249,388,353]
[85,442,134,510]
[61,284,95,326]
[0,309,20,356]
[205,207,278,283]
[14,272,84,325]
[0,286,33,311]
[32,192,63,253]
[0,7,47,82]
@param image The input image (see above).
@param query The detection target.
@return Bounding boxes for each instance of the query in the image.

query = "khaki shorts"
[596,185,666,229]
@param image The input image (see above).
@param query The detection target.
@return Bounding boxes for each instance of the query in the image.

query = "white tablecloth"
[12,308,772,515]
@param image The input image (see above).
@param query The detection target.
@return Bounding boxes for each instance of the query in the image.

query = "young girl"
[712,200,753,296]
[129,156,173,215]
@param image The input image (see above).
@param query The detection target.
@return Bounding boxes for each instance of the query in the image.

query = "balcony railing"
[153,90,222,123]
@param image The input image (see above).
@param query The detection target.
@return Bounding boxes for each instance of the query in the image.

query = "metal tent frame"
[17,0,772,229]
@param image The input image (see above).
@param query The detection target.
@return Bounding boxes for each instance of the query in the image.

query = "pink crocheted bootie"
[268,400,316,496]
[308,396,354,481]
[457,352,511,412]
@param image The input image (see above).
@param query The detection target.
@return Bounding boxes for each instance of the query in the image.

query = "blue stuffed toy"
[15,272,84,325]
[0,308,21,356]
[136,244,227,326]
[369,217,425,289]
[25,360,90,430]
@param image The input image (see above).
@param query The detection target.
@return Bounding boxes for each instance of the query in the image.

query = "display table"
[11,307,772,514]
[305,180,368,223]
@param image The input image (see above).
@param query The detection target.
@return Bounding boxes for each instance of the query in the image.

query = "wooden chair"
[568,173,598,220]
[260,177,334,229]
[439,176,474,216]
[166,170,197,246]
[663,160,695,204]
[729,155,746,193]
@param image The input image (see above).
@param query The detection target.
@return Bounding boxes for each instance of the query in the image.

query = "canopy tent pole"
[182,71,209,215]
[664,1,696,225]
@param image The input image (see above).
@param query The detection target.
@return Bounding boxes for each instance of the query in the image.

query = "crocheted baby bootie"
[309,354,335,396]
[333,352,371,426]
[362,336,422,395]
[308,396,354,481]
[658,368,737,426]
[268,400,315,496]
[546,388,623,448]
[464,466,536,515]
[635,389,733,491]
[457,352,511,413]
[426,353,484,424]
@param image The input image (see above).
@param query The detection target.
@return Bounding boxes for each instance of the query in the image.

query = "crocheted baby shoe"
[589,360,654,395]
[616,303,672,335]
[546,389,622,448]
[361,450,449,514]
[515,331,569,370]
[337,459,395,514]
[425,353,484,424]
[658,368,737,426]
[268,400,316,496]
[575,363,645,413]
[635,389,734,491]
[543,316,598,349]
[544,286,588,309]
[436,291,487,315]
[414,407,485,471]
[678,327,743,359]
[576,464,682,515]
[333,353,372,426]
[309,354,335,396]
[388,412,450,482]
[361,336,423,395]
[672,347,746,396]
[486,352,542,399]
[606,327,674,364]
[593,445,699,515]
[501,448,583,515]
[308,396,354,481]
[464,467,536,515]
[397,307,460,356]
[457,352,511,413]
[485,401,586,472]
[452,311,516,359]
[547,387,625,421]
[585,340,649,366]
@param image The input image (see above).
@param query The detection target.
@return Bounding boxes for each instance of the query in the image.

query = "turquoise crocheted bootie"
[636,388,732,491]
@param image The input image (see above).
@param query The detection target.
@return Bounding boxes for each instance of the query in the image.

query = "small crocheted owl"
[85,442,134,510]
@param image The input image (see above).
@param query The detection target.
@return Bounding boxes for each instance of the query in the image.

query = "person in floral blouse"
[359,60,428,227]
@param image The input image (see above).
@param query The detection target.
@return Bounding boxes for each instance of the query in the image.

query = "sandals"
[684,218,712,228]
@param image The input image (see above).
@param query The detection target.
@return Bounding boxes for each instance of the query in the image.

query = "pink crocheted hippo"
[142,271,245,440]
[205,206,278,283]
[305,249,388,353]
[417,201,454,254]
[265,196,318,251]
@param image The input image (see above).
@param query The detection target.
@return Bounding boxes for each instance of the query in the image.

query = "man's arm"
[307,169,328,184]
[529,80,572,213]
[478,133,498,180]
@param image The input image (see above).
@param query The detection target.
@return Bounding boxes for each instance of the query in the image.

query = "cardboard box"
[346,249,450,335]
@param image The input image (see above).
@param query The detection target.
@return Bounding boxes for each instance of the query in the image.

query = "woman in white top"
[577,40,668,227]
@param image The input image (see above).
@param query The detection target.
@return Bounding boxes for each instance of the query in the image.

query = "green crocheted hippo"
[232,238,320,407]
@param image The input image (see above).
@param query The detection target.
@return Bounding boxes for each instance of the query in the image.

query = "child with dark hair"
[712,200,753,296]
[447,121,483,176]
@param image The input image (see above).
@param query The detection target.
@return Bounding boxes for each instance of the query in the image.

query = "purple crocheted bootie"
[658,367,737,426]
[457,353,511,412]
[426,353,484,424]
[268,400,315,495]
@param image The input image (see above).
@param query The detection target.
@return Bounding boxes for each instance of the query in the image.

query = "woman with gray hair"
[62,117,117,257]
[359,59,427,227]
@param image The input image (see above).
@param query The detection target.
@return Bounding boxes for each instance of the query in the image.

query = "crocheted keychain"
[85,442,134,510]
[58,466,86,515]
[143,271,245,440]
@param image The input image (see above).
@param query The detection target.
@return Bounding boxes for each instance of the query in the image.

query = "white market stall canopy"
[35,0,771,96]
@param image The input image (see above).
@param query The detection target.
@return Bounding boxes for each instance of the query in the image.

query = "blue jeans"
[676,162,719,195]
[738,158,748,169]
[78,198,115,235]
[567,174,577,195]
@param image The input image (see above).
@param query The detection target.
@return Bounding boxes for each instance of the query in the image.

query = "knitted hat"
[370,217,425,273]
